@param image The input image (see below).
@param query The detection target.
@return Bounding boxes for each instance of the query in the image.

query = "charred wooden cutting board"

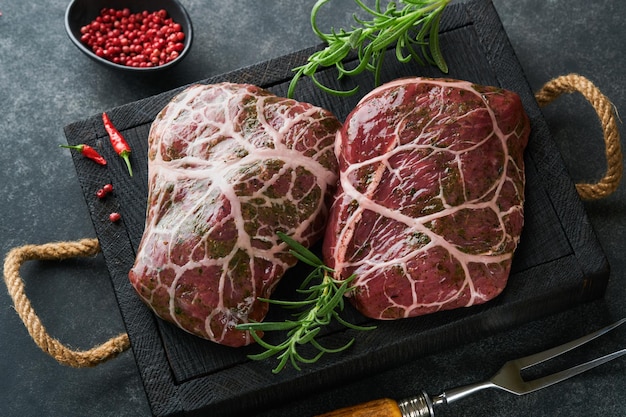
[63,1,609,416]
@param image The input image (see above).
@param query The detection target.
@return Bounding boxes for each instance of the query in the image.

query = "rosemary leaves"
[235,232,375,373]
[288,0,451,98]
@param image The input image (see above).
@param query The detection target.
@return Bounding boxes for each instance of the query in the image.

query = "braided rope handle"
[1,74,622,368]
[535,73,623,200]
[2,238,129,367]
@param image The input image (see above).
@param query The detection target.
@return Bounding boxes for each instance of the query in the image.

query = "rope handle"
[534,73,623,200]
[1,74,622,368]
[2,238,129,367]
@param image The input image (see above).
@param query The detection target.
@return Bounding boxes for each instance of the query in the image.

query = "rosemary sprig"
[236,232,375,374]
[287,0,451,98]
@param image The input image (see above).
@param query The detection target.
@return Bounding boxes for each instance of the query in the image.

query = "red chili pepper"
[102,112,133,177]
[59,144,107,165]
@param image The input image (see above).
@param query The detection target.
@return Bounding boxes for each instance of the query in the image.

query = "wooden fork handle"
[315,398,402,417]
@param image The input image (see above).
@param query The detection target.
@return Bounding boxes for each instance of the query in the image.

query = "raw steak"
[322,77,530,320]
[129,83,341,347]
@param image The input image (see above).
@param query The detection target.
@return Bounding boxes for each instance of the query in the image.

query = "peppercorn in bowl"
[64,0,193,72]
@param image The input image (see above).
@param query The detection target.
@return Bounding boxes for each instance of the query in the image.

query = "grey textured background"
[1,1,624,416]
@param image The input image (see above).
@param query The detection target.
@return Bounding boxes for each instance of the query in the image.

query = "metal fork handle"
[431,380,496,406]
[395,381,498,417]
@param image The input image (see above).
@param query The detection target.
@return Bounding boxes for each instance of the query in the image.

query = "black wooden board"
[63,1,609,416]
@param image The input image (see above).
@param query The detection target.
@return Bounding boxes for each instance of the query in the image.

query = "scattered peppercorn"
[79,8,185,68]
[109,212,122,222]
[96,183,114,199]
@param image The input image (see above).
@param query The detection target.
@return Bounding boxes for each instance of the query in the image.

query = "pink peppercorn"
[79,8,185,68]
[96,183,114,199]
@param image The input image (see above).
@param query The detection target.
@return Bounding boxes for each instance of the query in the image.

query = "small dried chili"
[59,144,107,165]
[102,112,133,177]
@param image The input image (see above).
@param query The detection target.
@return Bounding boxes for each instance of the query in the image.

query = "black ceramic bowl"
[64,0,193,72]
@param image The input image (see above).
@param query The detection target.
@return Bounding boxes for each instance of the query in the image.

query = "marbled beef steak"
[323,77,530,320]
[129,83,340,347]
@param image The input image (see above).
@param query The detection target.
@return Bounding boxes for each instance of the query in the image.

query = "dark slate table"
[1,1,624,416]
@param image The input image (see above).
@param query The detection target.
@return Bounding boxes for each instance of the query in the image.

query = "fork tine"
[514,318,626,370]
[524,348,626,393]
[430,319,626,405]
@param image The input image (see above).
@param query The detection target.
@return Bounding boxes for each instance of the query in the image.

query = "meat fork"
[316,318,626,417]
